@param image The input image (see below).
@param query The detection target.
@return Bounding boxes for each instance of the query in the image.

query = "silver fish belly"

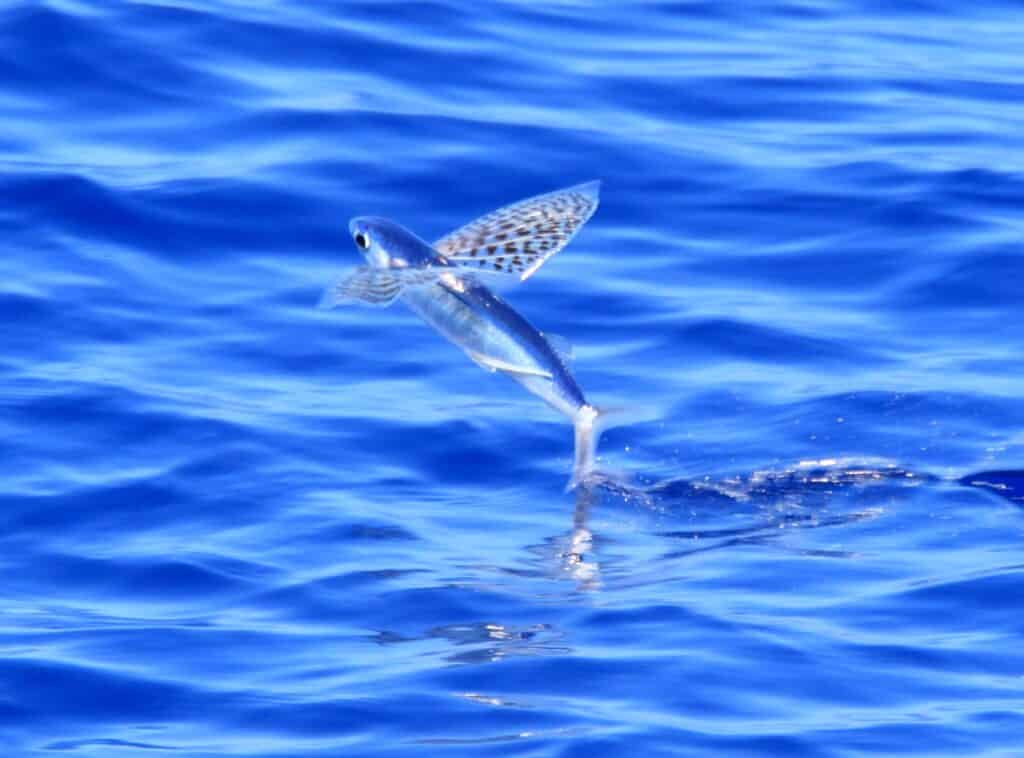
[400,276,586,420]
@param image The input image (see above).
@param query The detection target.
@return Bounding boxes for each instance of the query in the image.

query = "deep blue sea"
[4,1,1024,755]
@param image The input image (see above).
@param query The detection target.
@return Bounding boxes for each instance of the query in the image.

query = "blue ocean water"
[3,1,1024,755]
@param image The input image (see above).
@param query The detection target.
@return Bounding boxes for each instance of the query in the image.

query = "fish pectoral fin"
[319,266,402,308]
[433,181,600,283]
[319,265,440,309]
[467,350,553,379]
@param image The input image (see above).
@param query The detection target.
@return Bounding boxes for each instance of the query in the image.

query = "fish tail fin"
[568,404,623,491]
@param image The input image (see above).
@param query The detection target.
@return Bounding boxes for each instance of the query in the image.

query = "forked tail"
[569,404,619,491]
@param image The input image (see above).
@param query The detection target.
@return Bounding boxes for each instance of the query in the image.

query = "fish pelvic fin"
[466,349,553,379]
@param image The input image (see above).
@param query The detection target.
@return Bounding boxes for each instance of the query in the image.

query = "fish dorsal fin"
[318,265,440,309]
[466,349,553,379]
[433,181,600,283]
[544,332,574,364]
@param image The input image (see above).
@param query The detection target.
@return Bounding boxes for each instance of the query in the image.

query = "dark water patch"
[2,170,335,263]
[960,469,1024,506]
[893,245,1024,310]
[45,737,181,751]
[851,568,1024,636]
[0,658,207,725]
[667,317,889,367]
[932,167,1024,211]
[142,178,335,255]
[3,551,252,603]
[0,5,245,110]
[2,172,160,247]
[1,480,191,537]
[894,75,1024,106]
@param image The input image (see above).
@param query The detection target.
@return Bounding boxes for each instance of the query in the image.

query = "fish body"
[401,276,585,419]
[321,182,609,487]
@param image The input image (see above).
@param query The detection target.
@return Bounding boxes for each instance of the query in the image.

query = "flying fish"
[320,181,612,488]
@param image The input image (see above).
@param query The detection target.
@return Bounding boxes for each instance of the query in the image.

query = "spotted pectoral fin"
[318,265,440,309]
[466,350,553,379]
[433,181,600,283]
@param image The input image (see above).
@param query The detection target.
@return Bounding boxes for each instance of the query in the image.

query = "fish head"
[348,217,438,269]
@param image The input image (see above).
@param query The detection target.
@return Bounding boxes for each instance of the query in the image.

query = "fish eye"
[354,231,370,250]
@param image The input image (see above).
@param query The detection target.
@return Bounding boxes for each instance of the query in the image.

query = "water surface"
[3,1,1024,755]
